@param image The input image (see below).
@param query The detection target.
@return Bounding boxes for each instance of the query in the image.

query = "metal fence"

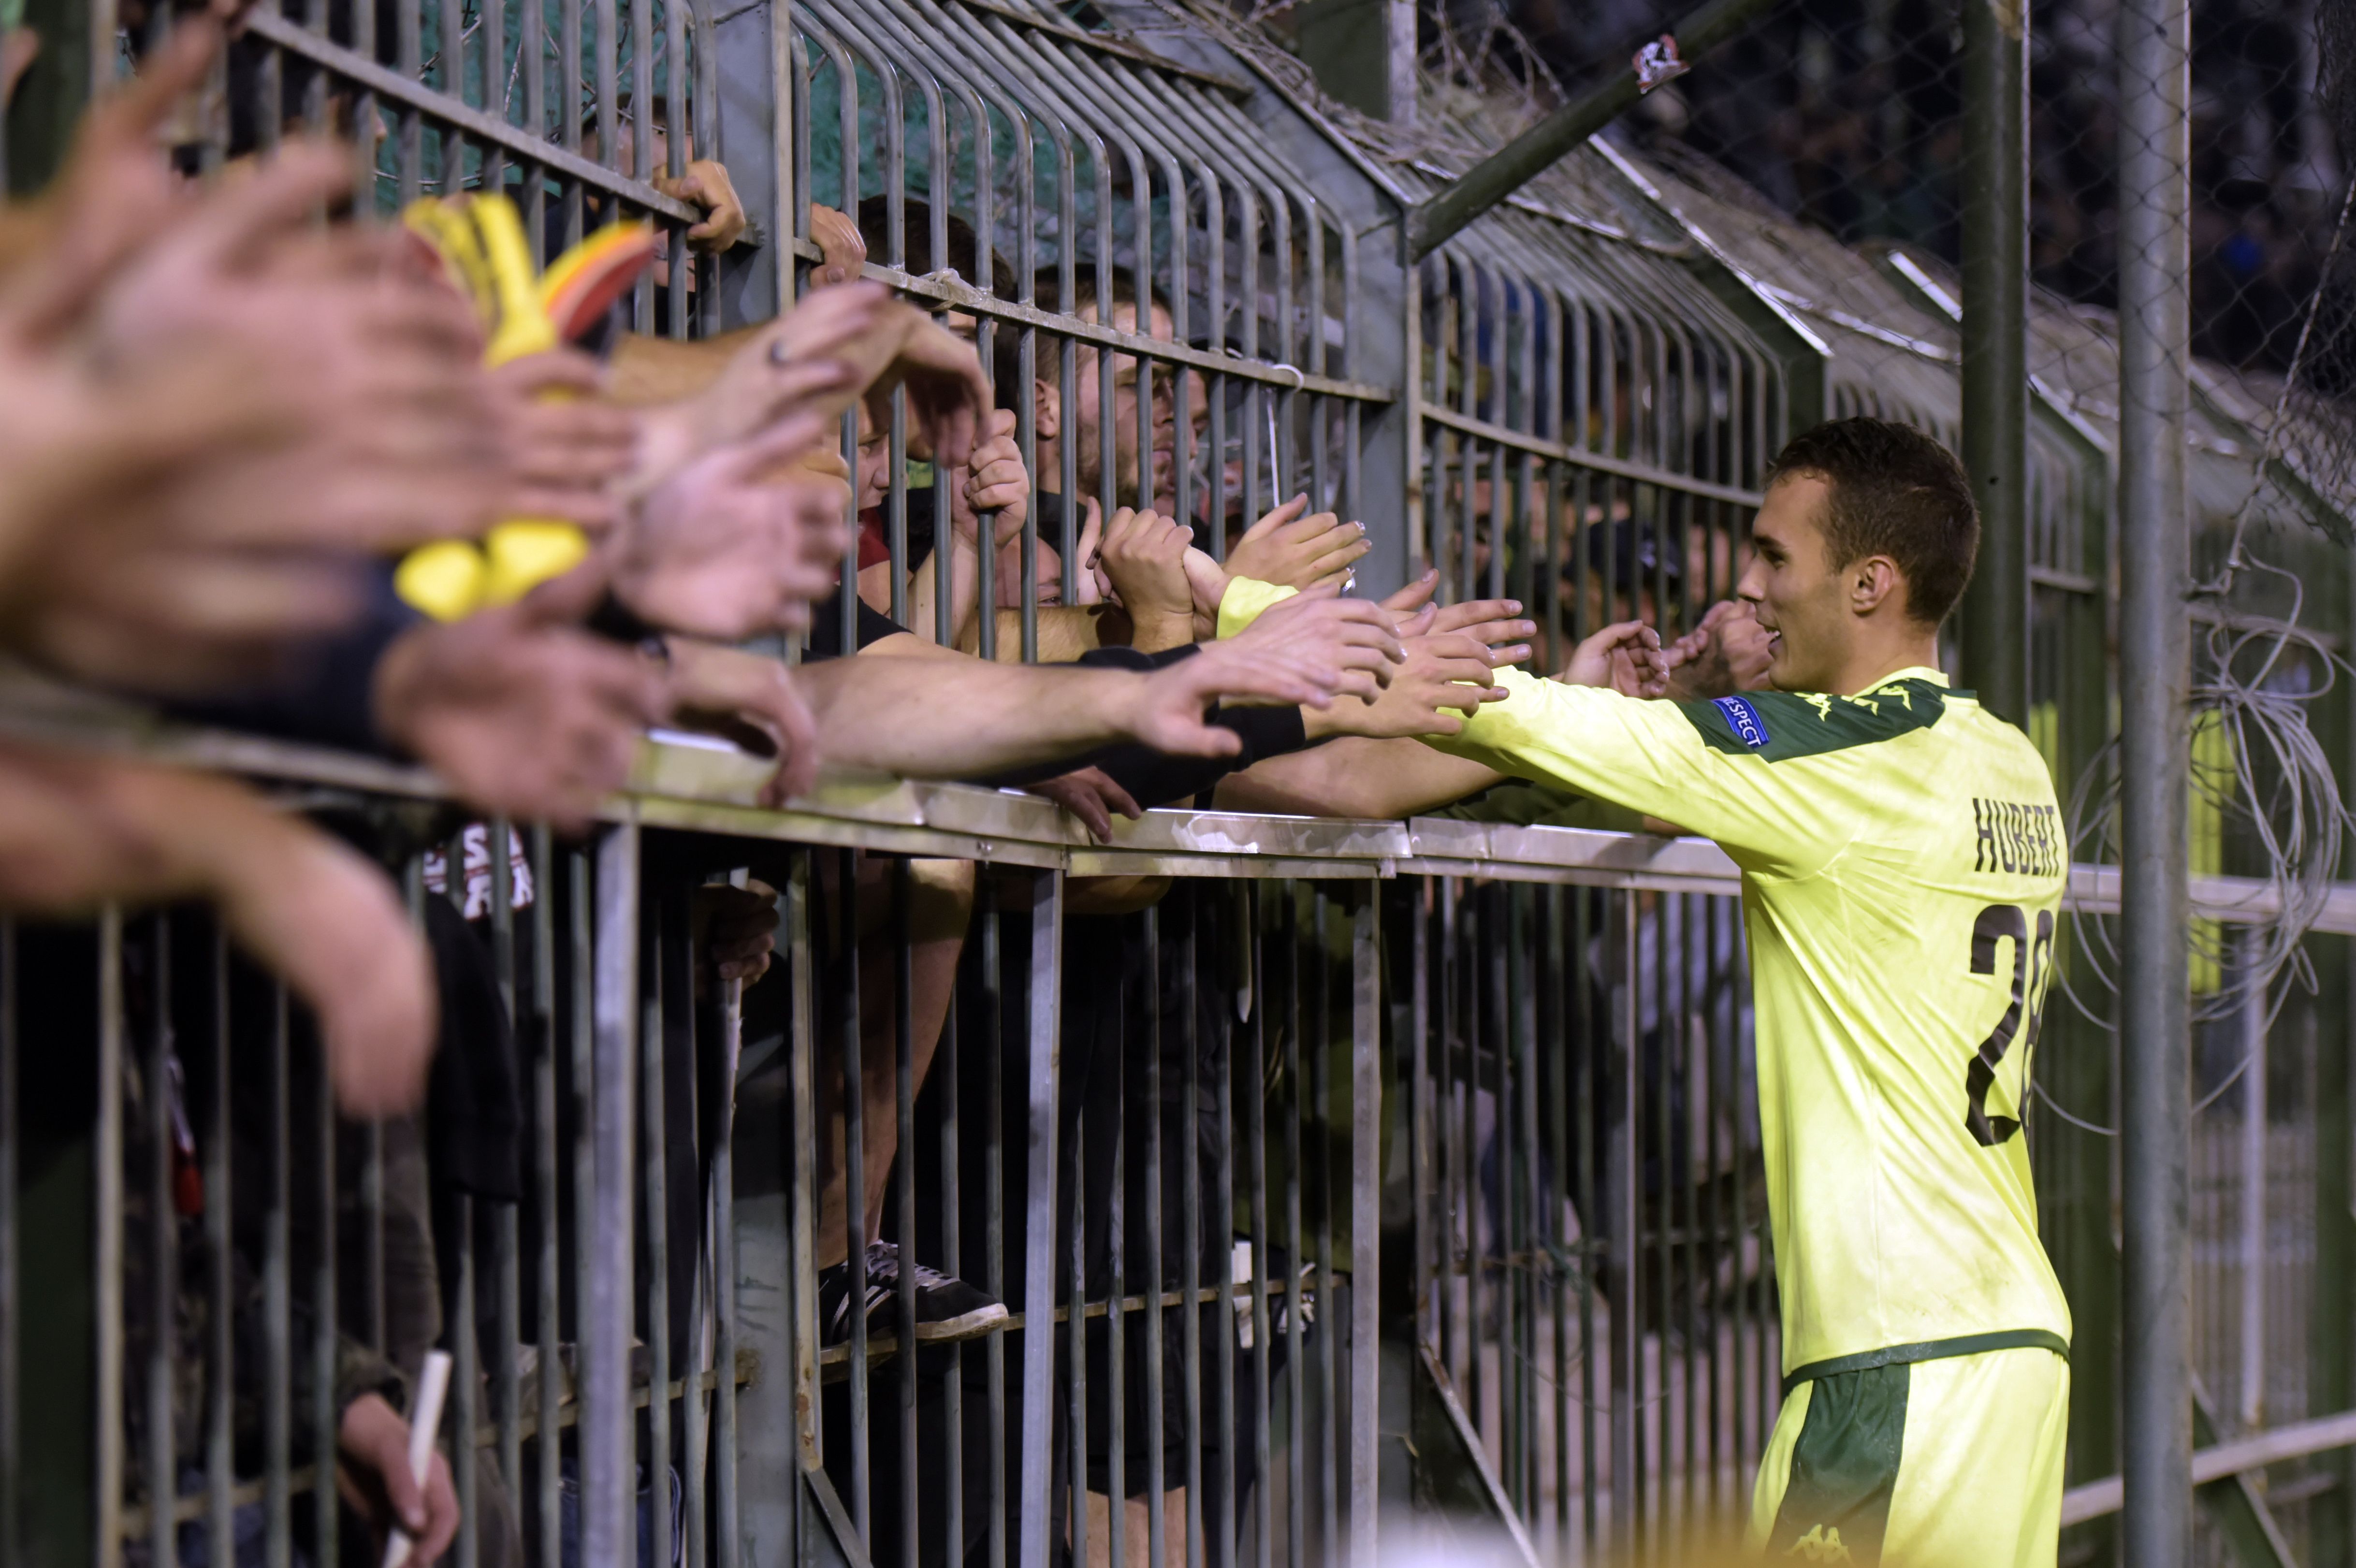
[8,0,2356,1564]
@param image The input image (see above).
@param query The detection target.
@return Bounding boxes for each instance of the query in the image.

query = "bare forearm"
[1214,738,1504,819]
[978,606,1113,662]
[606,325,761,405]
[797,655,1142,776]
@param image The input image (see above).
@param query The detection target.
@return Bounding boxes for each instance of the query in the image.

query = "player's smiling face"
[1735,474,1852,693]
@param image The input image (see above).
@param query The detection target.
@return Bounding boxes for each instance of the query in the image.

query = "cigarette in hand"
[382,1349,453,1568]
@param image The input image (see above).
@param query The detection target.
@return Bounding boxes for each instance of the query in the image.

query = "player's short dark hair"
[1764,416,1979,626]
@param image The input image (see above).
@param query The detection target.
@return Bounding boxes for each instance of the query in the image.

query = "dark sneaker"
[818,1241,1007,1346]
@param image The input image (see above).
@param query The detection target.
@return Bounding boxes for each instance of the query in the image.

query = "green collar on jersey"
[1677,673,1957,762]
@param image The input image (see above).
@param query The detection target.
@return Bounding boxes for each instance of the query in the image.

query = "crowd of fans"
[0,10,1792,1563]
[1514,0,2350,383]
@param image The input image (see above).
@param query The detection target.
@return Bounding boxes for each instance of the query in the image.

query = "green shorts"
[1747,1336,2070,1566]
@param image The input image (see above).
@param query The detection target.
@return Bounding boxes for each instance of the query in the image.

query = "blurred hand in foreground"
[0,743,434,1115]
[373,565,670,831]
[612,411,848,639]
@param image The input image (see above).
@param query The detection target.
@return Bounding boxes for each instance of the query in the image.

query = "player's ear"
[1851,554,1904,617]
[1033,377,1059,442]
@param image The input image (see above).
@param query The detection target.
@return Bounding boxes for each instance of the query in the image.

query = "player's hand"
[1305,630,1509,740]
[1398,596,1536,656]
[1562,620,1669,698]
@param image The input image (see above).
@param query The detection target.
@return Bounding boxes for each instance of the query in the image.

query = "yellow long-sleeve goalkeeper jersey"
[1425,665,2071,1378]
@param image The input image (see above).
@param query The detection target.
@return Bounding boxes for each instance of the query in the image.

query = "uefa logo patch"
[1712,695,1771,749]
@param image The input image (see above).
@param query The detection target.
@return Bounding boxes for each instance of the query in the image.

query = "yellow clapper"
[393,194,658,621]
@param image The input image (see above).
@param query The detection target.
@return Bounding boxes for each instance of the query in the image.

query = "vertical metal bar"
[1405,886,1428,1363]
[2117,0,2193,1552]
[1143,904,1168,1568]
[584,823,640,1568]
[669,0,692,344]
[1507,882,1526,1506]
[1018,869,1063,1568]
[894,865,919,1568]
[1213,928,1234,1568]
[454,1195,479,1568]
[396,0,422,205]
[560,0,585,246]
[1069,1083,1089,1568]
[145,918,177,1568]
[2239,933,2266,1432]
[714,883,745,1568]
[628,0,651,332]
[535,827,564,1567]
[644,898,673,1568]
[1246,891,1270,1568]
[1283,893,1305,1568]
[771,0,797,309]
[1608,893,1637,1554]
[788,857,821,1472]
[839,849,871,1539]
[491,826,523,1510]
[1516,887,1542,1521]
[1649,896,1671,1540]
[1106,927,1126,1568]
[682,893,719,1568]
[264,982,291,1568]
[1959,0,2029,724]
[1309,895,1335,1568]
[942,947,967,1568]
[207,927,233,1568]
[0,919,13,1562]
[985,890,1008,1568]
[1542,886,1571,1548]
[437,841,480,1568]
[569,843,597,1547]
[312,950,338,1568]
[96,910,126,1568]
[1573,887,1597,1551]
[521,0,546,258]
[1181,898,1205,1568]
[1348,892,1379,1568]
[1436,877,1454,1404]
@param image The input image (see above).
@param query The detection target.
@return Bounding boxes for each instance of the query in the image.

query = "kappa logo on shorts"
[1783,1525,1852,1563]
[1712,694,1772,749]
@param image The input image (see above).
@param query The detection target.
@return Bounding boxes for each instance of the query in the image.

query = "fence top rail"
[3,687,2348,918]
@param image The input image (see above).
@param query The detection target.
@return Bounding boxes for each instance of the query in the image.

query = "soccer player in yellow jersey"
[1422,418,2072,1566]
